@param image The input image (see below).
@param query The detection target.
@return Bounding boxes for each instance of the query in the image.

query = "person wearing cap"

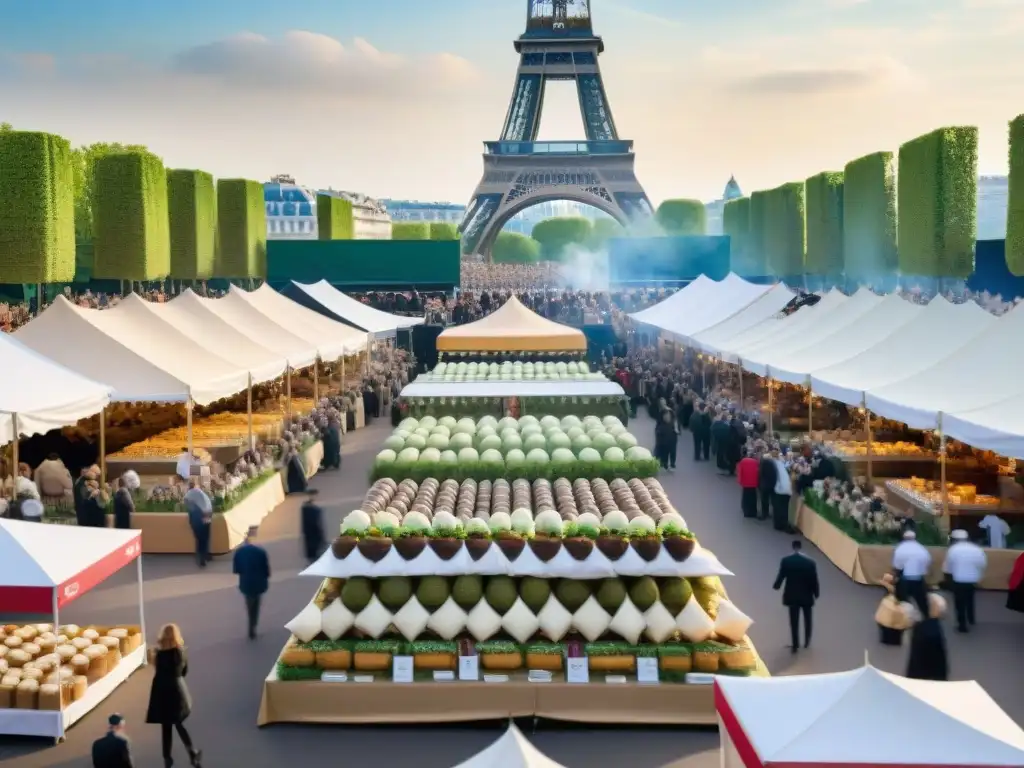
[92,713,134,768]
[233,525,271,640]
[942,529,987,633]
[301,489,326,563]
[892,530,931,614]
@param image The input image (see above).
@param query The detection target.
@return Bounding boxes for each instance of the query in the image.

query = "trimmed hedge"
[805,172,844,276]
[530,216,592,260]
[429,222,459,240]
[316,194,355,240]
[391,221,430,240]
[0,130,76,283]
[843,151,897,282]
[588,218,624,249]
[655,199,706,235]
[764,182,805,278]
[92,151,170,280]
[491,231,540,263]
[897,127,978,278]
[167,169,216,279]
[748,191,768,273]
[1007,115,1024,276]
[216,179,267,278]
[722,197,750,272]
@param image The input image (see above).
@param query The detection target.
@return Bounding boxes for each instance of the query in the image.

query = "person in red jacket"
[737,451,760,518]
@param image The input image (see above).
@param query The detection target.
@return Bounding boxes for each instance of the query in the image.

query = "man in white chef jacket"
[943,529,987,633]
[892,530,931,614]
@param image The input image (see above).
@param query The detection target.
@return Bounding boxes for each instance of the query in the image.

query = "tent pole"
[53,587,64,731]
[767,378,774,436]
[11,413,18,500]
[186,392,194,463]
[863,394,874,483]
[247,373,254,451]
[737,364,743,412]
[137,555,148,665]
[341,356,346,391]
[939,413,949,532]
[286,364,293,423]
[313,358,320,403]
[365,339,371,376]
[807,379,813,435]
[99,406,107,488]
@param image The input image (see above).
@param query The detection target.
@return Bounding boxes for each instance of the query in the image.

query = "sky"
[0,0,1021,206]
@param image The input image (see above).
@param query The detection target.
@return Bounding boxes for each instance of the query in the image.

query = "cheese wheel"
[71,675,88,701]
[15,679,39,709]
[55,644,76,663]
[0,682,14,709]
[85,645,108,682]
[38,683,61,711]
[70,654,90,676]
[107,629,131,655]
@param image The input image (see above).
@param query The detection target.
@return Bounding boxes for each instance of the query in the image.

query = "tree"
[843,151,897,284]
[1006,115,1024,276]
[587,217,624,249]
[0,122,12,133]
[429,222,459,240]
[530,216,592,260]
[167,169,217,279]
[763,182,806,279]
[805,172,845,277]
[655,199,706,235]
[317,194,355,240]
[491,231,541,263]
[723,197,751,274]
[71,141,153,243]
[748,191,768,274]
[215,178,267,279]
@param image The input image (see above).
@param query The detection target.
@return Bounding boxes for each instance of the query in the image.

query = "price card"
[566,656,590,684]
[605,675,627,684]
[484,674,509,683]
[433,670,455,682]
[458,655,479,681]
[392,655,414,683]
[636,657,660,684]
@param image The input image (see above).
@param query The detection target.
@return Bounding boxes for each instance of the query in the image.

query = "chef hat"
[902,530,917,540]
[950,529,968,540]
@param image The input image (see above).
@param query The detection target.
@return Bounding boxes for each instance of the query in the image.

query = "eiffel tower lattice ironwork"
[458,0,652,257]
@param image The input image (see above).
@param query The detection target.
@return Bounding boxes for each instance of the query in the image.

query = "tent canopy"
[15,295,248,405]
[437,296,587,352]
[810,297,996,406]
[866,302,1024,430]
[451,724,567,768]
[0,518,141,612]
[691,283,797,356]
[759,293,922,385]
[401,380,624,399]
[286,280,424,337]
[628,274,716,327]
[944,394,1024,461]
[0,333,112,445]
[232,285,370,359]
[715,665,1024,767]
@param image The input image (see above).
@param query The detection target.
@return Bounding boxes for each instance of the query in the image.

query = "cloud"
[171,30,478,97]
[729,68,879,95]
[0,51,56,75]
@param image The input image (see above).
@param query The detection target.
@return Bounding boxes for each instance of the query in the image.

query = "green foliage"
[897,127,978,278]
[316,194,355,240]
[428,222,459,241]
[1006,115,1024,276]
[804,172,845,276]
[843,151,897,282]
[391,221,430,240]
[72,141,152,244]
[216,179,268,278]
[530,216,592,260]
[763,182,806,277]
[747,191,768,274]
[722,197,750,272]
[92,151,170,280]
[655,199,706,235]
[491,231,540,263]
[167,169,216,279]
[588,217,624,249]
[0,130,76,283]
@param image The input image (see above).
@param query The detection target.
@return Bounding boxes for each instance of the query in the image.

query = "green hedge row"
[0,130,76,283]
[723,197,750,272]
[428,222,459,241]
[897,127,977,278]
[317,194,355,240]
[843,152,897,282]
[216,179,267,278]
[805,172,844,276]
[167,169,216,280]
[530,216,592,260]
[93,151,170,280]
[1007,115,1024,276]
[588,218,623,248]
[391,221,430,240]
[763,182,805,277]
[654,199,706,235]
[748,191,767,274]
[492,231,540,263]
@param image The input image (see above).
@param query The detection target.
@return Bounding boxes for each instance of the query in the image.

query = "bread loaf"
[20,666,44,682]
[0,681,14,709]
[60,680,74,708]
[108,629,131,655]
[6,649,30,668]
[71,637,91,652]
[36,636,57,655]
[15,679,39,709]
[85,645,108,682]
[20,642,40,658]
[70,654,90,676]
[38,683,61,710]
[55,644,76,663]
[72,675,88,701]
[61,624,81,639]
[17,626,38,641]
[4,636,23,649]
[81,629,100,642]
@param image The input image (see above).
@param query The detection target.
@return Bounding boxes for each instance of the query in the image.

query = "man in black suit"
[757,452,777,521]
[691,405,711,461]
[92,713,134,768]
[773,540,820,653]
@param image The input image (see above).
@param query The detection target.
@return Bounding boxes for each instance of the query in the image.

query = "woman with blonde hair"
[145,624,202,767]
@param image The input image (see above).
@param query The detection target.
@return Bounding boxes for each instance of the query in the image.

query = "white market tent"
[713,290,849,366]
[285,279,424,338]
[944,395,1024,460]
[739,289,884,378]
[15,296,249,405]
[0,518,147,739]
[437,296,587,352]
[450,724,567,768]
[690,283,797,356]
[186,290,319,369]
[401,380,624,399]
[230,285,370,359]
[0,333,111,445]
[628,274,716,327]
[715,665,1024,768]
[756,293,923,385]
[809,296,997,406]
[866,302,1024,430]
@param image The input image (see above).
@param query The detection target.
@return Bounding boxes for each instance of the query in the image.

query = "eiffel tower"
[458,0,652,257]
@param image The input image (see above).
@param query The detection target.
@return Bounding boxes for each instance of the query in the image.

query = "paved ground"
[4,412,1023,767]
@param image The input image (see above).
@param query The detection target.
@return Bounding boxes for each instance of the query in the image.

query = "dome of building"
[723,175,743,201]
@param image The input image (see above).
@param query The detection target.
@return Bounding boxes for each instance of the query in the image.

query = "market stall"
[715,664,1024,768]
[690,284,797,356]
[437,297,587,353]
[451,724,566,768]
[0,519,146,741]
[283,280,423,338]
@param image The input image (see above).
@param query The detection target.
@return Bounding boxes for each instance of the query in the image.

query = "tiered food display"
[417,360,606,383]
[274,411,761,692]
[0,624,142,710]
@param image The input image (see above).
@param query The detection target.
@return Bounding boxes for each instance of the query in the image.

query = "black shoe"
[789,645,799,654]
[804,642,811,649]
[190,749,203,768]
[956,626,968,633]
[248,629,256,640]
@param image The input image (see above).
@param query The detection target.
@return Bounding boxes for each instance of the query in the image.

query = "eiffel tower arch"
[458,0,652,258]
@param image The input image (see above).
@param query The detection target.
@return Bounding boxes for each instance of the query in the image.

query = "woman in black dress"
[146,623,202,767]
[112,477,134,529]
[905,592,949,681]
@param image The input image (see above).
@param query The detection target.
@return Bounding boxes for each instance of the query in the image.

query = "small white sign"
[528,669,553,683]
[458,655,479,681]
[352,674,374,683]
[484,674,509,683]
[320,671,348,683]
[392,655,414,683]
[636,657,660,684]
[566,656,589,684]
[605,675,628,684]
[433,670,455,682]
